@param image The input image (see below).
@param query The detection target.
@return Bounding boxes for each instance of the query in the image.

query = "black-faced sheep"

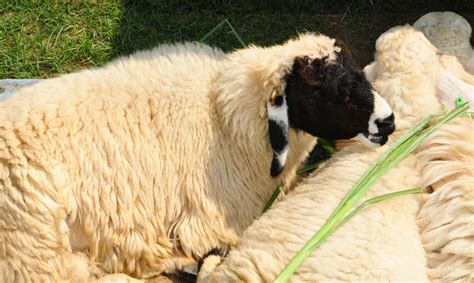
[0,34,394,282]
[197,26,473,282]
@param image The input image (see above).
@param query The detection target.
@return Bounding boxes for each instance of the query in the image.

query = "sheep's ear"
[267,89,289,177]
[334,38,353,60]
[363,62,378,83]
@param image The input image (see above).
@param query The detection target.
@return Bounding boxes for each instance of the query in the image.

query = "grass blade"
[224,19,246,48]
[328,115,432,224]
[261,183,284,214]
[274,103,469,282]
[336,187,422,228]
[296,160,324,175]
[318,138,336,155]
[274,188,422,283]
[200,19,246,48]
[200,19,227,43]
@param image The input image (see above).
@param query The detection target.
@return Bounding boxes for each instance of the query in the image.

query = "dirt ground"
[2,1,473,78]
[115,1,474,67]
[331,11,474,66]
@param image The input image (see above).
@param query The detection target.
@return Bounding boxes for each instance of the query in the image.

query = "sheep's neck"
[211,95,315,231]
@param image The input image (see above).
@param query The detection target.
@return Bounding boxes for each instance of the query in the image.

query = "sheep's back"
[416,117,474,282]
[204,140,428,282]
[0,42,225,276]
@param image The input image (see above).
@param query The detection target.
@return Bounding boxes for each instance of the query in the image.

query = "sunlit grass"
[6,1,467,78]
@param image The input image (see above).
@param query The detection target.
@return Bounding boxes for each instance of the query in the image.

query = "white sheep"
[198,25,474,282]
[365,25,474,281]
[414,11,474,74]
[416,117,474,282]
[0,34,394,282]
[365,24,474,114]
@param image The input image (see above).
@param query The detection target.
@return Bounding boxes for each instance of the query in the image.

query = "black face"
[285,42,375,140]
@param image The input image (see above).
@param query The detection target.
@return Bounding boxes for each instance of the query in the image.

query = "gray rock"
[0,79,42,102]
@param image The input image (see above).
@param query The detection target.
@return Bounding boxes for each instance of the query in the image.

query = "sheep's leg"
[0,163,98,282]
[195,248,228,282]
[196,255,223,283]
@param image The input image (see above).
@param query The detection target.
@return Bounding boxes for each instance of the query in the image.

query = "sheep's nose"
[375,113,395,136]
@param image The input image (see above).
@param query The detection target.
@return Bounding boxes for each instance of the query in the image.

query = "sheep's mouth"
[364,131,388,144]
[356,131,388,147]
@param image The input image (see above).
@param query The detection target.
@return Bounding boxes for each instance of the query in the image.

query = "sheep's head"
[362,26,442,130]
[365,25,473,130]
[373,25,439,73]
[268,39,395,176]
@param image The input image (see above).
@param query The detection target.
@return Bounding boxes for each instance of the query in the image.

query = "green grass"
[1,1,473,79]
[1,2,122,78]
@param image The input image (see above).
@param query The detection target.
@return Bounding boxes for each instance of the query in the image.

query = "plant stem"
[336,188,422,228]
[318,138,337,154]
[200,19,247,48]
[261,183,284,213]
[274,103,468,282]
[200,19,227,42]
[224,19,247,48]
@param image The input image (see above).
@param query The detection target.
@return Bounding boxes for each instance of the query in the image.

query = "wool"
[198,138,429,282]
[198,25,474,282]
[2,34,379,282]
[365,26,474,115]
[416,117,474,282]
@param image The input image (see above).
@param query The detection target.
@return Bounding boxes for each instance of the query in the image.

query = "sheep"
[416,117,474,282]
[364,26,474,281]
[198,141,429,282]
[414,11,474,74]
[197,25,474,282]
[364,24,474,113]
[0,33,395,282]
